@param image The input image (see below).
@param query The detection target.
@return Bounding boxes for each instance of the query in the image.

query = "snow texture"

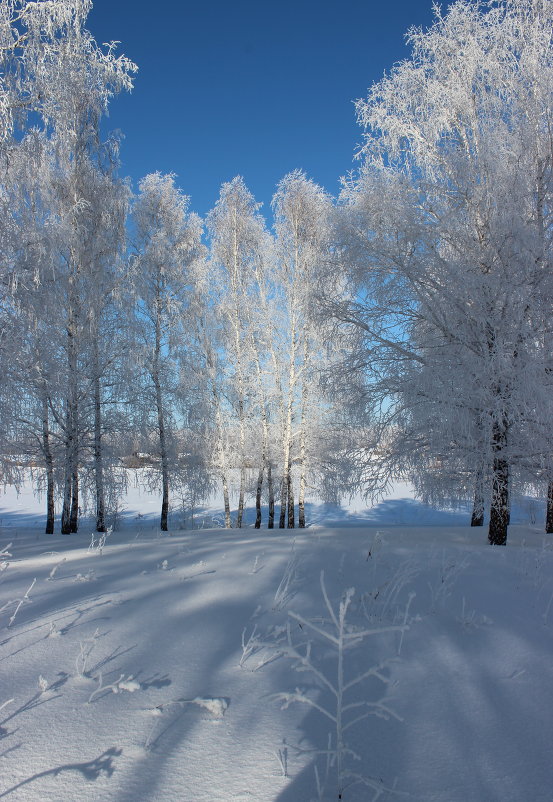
[0,490,552,800]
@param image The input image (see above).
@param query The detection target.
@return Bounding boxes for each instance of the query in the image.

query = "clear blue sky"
[88,0,438,218]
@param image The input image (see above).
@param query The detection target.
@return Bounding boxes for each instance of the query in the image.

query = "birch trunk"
[279,326,298,528]
[61,282,79,534]
[255,466,264,529]
[298,334,309,528]
[210,380,231,529]
[41,395,55,534]
[253,342,272,529]
[252,267,280,531]
[153,288,169,532]
[222,472,231,529]
[470,469,485,527]
[488,420,509,546]
[236,396,246,528]
[69,465,79,532]
[546,480,553,534]
[61,453,72,534]
[93,338,106,532]
[231,220,247,529]
[287,461,295,528]
[267,464,275,529]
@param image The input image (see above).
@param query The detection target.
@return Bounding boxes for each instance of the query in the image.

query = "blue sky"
[88,0,438,217]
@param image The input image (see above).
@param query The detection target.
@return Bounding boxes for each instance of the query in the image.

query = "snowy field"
[1,484,553,801]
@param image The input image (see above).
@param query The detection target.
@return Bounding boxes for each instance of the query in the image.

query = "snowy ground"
[1,495,553,801]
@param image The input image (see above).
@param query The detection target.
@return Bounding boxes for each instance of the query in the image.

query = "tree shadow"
[137,672,172,690]
[0,746,122,798]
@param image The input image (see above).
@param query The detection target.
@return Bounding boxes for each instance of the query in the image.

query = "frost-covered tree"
[131,173,203,531]
[0,1,135,532]
[206,177,267,528]
[327,0,553,545]
[272,171,334,528]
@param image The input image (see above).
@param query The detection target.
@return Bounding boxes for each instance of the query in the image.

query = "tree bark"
[236,462,246,528]
[93,352,106,532]
[280,327,298,528]
[267,463,275,529]
[546,480,553,534]
[62,267,80,534]
[154,380,169,531]
[222,474,231,528]
[488,421,509,546]
[298,335,309,529]
[42,395,55,534]
[279,479,287,528]
[255,466,264,529]
[153,292,169,532]
[235,375,246,527]
[61,458,72,535]
[211,384,231,529]
[61,401,78,534]
[287,462,295,528]
[69,465,79,532]
[470,470,485,527]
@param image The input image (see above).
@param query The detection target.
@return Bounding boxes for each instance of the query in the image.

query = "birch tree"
[272,171,333,528]
[131,173,203,532]
[206,177,266,528]
[0,0,135,532]
[329,0,553,545]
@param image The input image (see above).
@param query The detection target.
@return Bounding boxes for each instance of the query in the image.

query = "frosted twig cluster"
[88,526,112,556]
[75,628,101,677]
[1,577,36,628]
[272,544,302,611]
[428,552,468,612]
[48,557,66,580]
[88,672,140,703]
[272,570,406,800]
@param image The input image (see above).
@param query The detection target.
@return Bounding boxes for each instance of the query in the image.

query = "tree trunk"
[268,464,275,529]
[546,480,553,534]
[279,479,287,528]
[280,328,298,528]
[153,294,169,532]
[255,466,264,529]
[93,366,106,533]
[298,336,309,529]
[214,391,231,529]
[298,475,306,527]
[236,464,245,528]
[155,377,169,532]
[69,465,79,532]
[470,470,485,527]
[253,346,271,531]
[42,395,55,534]
[61,461,72,535]
[61,405,78,534]
[62,270,80,534]
[488,421,509,546]
[235,360,246,527]
[287,463,295,528]
[222,474,231,528]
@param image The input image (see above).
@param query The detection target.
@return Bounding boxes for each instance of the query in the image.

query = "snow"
[1,488,553,800]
